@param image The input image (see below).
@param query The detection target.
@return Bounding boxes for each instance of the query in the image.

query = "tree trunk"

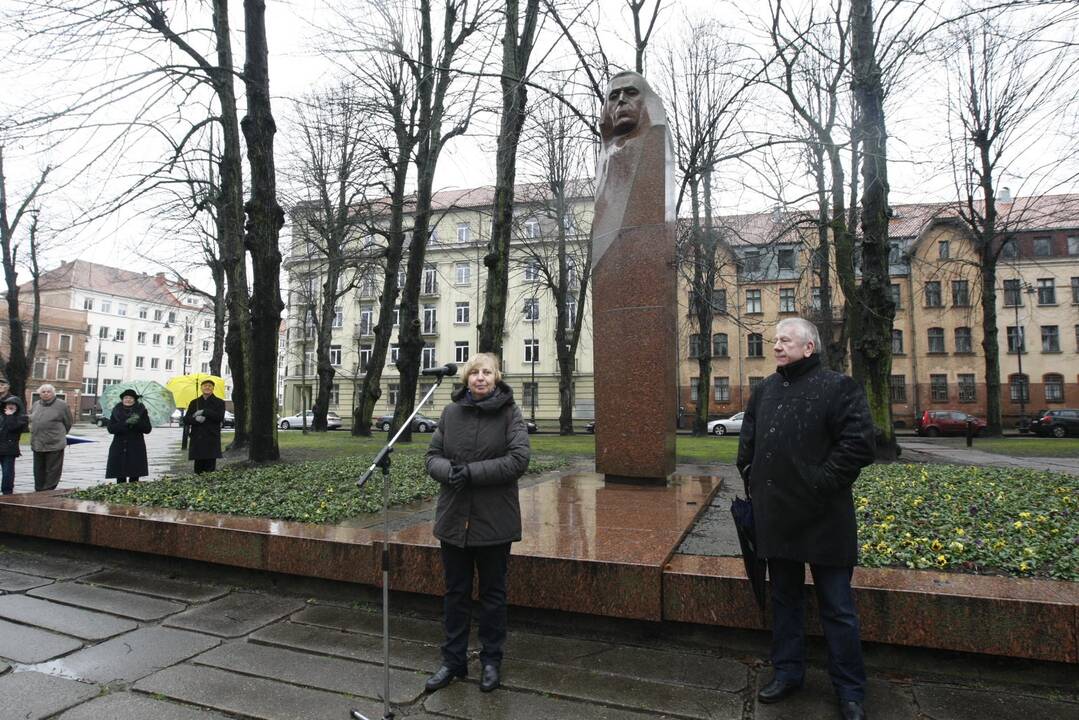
[240,0,284,462]
[850,0,896,460]
[975,138,1002,436]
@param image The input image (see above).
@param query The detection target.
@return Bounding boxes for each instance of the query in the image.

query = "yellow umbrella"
[166,373,225,410]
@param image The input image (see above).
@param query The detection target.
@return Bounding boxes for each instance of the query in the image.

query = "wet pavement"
[0,536,1076,720]
[899,439,1079,476]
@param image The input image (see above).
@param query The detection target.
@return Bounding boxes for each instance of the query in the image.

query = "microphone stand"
[351,369,452,720]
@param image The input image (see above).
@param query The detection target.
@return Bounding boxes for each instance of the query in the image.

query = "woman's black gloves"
[447,463,471,490]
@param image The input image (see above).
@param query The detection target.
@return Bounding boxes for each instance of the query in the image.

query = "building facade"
[0,302,90,406]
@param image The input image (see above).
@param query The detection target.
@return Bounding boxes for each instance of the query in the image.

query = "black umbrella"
[730,495,768,618]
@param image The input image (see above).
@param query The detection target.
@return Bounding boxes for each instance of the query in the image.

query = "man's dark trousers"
[440,542,511,671]
[769,558,866,702]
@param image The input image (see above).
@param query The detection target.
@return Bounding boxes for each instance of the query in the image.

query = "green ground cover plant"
[76,447,566,524]
[855,464,1078,580]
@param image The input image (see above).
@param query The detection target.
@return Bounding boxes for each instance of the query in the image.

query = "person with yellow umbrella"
[182,378,226,474]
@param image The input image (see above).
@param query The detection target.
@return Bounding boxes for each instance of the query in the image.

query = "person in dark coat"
[0,376,25,415]
[183,380,225,474]
[737,317,875,720]
[424,353,531,694]
[105,388,152,483]
[0,398,29,494]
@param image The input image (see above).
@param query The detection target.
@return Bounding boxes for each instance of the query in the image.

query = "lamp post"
[529,297,536,423]
[1011,282,1036,431]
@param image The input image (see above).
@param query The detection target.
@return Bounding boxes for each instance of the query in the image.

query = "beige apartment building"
[282,185,1078,428]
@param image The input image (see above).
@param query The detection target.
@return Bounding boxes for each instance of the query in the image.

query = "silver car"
[707,412,744,436]
[278,411,342,430]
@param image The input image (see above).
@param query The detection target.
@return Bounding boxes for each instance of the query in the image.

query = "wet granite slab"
[79,568,228,603]
[193,640,427,705]
[134,664,382,720]
[0,594,137,640]
[754,669,916,720]
[0,618,84,663]
[29,581,186,620]
[423,681,671,720]
[164,592,305,637]
[291,604,443,644]
[0,549,101,579]
[40,626,220,684]
[251,619,436,670]
[0,670,100,719]
[0,567,54,592]
[664,555,1079,663]
[912,684,1079,720]
[56,692,232,720]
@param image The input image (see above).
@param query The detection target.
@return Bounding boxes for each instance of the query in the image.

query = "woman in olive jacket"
[105,388,153,483]
[424,353,530,695]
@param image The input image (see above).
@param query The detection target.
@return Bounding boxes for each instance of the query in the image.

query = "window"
[1001,239,1018,259]
[98,326,109,339]
[58,334,72,352]
[1009,374,1029,402]
[713,333,728,357]
[421,343,436,370]
[83,377,98,395]
[422,264,438,295]
[891,329,904,354]
[927,327,945,353]
[778,249,795,271]
[742,250,761,274]
[113,354,123,367]
[954,327,973,353]
[152,333,161,346]
[952,280,970,306]
[1076,325,1079,351]
[1068,237,1079,255]
[889,242,902,264]
[203,318,212,329]
[84,297,94,310]
[135,356,145,369]
[714,377,730,403]
[890,284,901,308]
[746,289,762,314]
[388,383,399,407]
[1041,325,1060,352]
[202,340,210,352]
[101,300,112,314]
[137,332,147,344]
[688,334,702,358]
[150,358,159,369]
[713,288,727,314]
[360,345,373,375]
[958,374,976,403]
[1071,277,1079,304]
[392,305,400,327]
[811,287,821,310]
[1003,279,1022,306]
[102,379,120,388]
[422,305,437,334]
[168,311,177,323]
[97,352,106,365]
[359,275,377,298]
[332,306,343,328]
[524,218,540,238]
[454,261,470,285]
[938,240,950,259]
[523,297,540,322]
[1044,374,1065,403]
[1007,326,1025,353]
[138,307,148,319]
[779,288,795,313]
[690,379,699,402]
[1037,278,1056,305]
[389,343,400,365]
[562,213,576,233]
[924,281,942,307]
[524,260,540,282]
[565,298,577,330]
[33,357,47,377]
[154,309,164,321]
[117,303,127,317]
[34,331,48,349]
[522,382,538,410]
[930,374,948,402]
[114,329,125,342]
[456,223,470,243]
[1033,237,1052,257]
[524,338,540,364]
[165,359,174,371]
[890,375,907,403]
[455,302,470,325]
[166,336,175,346]
[454,341,470,364]
[747,333,764,358]
[359,307,374,335]
[329,345,342,366]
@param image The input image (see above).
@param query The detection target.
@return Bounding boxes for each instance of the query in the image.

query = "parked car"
[93,412,108,427]
[707,412,744,436]
[525,419,538,434]
[916,410,987,437]
[222,410,235,429]
[1029,408,1079,438]
[372,413,438,433]
[278,411,342,430]
[584,420,595,434]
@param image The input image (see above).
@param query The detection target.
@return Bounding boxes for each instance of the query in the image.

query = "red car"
[916,410,987,437]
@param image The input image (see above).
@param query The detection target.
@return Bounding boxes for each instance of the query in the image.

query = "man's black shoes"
[425,665,466,692]
[479,664,501,693]
[757,677,803,704]
[840,700,867,719]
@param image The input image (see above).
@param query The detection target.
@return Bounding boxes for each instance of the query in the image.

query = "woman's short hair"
[462,353,502,384]
[37,383,56,394]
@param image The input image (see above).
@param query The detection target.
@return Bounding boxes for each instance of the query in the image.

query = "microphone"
[421,363,457,377]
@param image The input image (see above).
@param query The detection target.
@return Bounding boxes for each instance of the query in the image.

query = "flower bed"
[856,464,1078,580]
[73,450,566,524]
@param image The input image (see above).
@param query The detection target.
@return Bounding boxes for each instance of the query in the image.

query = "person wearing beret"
[183,379,225,473]
[106,388,153,483]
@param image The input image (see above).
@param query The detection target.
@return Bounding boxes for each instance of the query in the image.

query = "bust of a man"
[598,70,666,145]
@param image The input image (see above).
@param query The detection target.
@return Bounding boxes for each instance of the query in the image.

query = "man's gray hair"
[776,317,821,351]
[37,383,56,394]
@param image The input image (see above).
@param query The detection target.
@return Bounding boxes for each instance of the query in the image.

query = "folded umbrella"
[730,495,768,619]
[65,435,96,445]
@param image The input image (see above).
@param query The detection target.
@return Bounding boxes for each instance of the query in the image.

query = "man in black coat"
[737,317,875,720]
[183,380,225,474]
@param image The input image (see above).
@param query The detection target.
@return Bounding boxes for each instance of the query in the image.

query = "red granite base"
[663,554,1079,663]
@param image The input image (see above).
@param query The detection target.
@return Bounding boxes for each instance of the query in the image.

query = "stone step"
[0,594,137,641]
[29,581,186,621]
[79,568,228,603]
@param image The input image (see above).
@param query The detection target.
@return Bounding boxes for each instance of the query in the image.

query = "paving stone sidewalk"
[1,536,1076,720]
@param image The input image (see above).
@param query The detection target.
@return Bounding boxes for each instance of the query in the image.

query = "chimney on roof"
[998,186,1012,202]
[771,204,782,223]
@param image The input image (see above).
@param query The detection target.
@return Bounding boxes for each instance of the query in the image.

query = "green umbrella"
[100,380,176,427]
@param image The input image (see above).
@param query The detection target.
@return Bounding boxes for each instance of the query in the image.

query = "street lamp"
[1010,282,1036,431]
